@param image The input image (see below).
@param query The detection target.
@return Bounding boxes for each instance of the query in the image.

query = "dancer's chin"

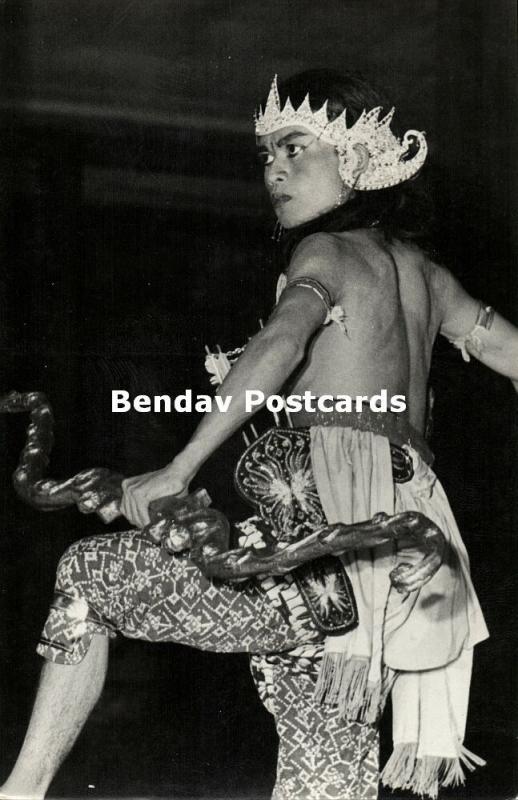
[278,203,343,230]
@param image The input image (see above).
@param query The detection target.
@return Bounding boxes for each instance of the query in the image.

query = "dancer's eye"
[257,151,274,166]
[286,144,304,158]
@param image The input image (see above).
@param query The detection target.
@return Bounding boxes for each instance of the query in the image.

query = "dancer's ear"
[351,143,370,180]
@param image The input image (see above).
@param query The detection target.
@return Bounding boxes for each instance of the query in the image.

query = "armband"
[449,303,495,362]
[285,276,333,313]
[275,274,348,334]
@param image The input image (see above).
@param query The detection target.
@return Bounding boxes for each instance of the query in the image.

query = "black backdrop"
[0,1,517,798]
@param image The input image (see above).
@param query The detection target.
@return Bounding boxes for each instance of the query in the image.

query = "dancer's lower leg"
[0,635,109,799]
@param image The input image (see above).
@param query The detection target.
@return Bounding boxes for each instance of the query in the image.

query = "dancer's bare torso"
[286,228,445,433]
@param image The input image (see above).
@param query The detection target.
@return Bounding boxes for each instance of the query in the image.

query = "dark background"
[0,1,517,798]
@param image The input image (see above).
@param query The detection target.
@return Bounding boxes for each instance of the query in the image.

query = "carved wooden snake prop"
[0,390,445,592]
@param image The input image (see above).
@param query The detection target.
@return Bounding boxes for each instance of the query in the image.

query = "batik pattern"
[38,427,381,799]
[235,515,321,643]
[266,659,379,800]
[37,530,319,665]
[236,429,379,798]
[235,428,324,540]
[235,428,358,634]
[38,528,376,798]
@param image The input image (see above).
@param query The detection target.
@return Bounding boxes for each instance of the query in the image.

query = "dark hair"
[265,69,433,255]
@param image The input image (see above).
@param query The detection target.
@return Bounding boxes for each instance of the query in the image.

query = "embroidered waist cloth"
[237,423,488,799]
[290,405,434,465]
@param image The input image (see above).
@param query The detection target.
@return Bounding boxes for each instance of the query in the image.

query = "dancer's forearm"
[171,326,304,481]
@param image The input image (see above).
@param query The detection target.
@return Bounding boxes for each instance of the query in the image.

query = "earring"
[336,146,361,191]
[334,181,348,208]
[271,220,284,242]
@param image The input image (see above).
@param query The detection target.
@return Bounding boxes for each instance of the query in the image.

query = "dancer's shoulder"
[287,231,369,302]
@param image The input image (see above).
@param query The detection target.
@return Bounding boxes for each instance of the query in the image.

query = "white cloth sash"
[309,426,488,798]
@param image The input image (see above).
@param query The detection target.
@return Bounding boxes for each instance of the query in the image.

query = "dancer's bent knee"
[36,528,311,665]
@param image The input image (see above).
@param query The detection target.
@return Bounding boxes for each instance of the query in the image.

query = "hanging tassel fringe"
[315,653,392,723]
[380,742,486,799]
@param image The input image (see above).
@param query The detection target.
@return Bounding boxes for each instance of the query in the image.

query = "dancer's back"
[288,228,455,432]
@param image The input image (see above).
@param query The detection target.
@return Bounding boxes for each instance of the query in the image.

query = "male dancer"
[2,71,517,800]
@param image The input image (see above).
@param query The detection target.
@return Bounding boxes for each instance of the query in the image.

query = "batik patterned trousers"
[38,527,378,799]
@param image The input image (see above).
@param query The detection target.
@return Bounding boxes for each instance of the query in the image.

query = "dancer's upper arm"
[433,264,518,381]
[270,233,347,341]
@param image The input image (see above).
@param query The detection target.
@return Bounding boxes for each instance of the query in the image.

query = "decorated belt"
[290,406,433,466]
[234,427,416,636]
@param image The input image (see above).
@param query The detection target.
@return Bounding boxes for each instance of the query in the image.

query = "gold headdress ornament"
[254,75,428,191]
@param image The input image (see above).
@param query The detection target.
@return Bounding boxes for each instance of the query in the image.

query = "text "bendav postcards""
[111,390,406,414]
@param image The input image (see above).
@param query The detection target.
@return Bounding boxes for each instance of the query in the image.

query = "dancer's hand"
[121,464,189,528]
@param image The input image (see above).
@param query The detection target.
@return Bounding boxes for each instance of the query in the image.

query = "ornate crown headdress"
[254,75,428,191]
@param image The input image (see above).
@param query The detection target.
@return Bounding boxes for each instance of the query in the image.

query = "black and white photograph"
[0,2,516,799]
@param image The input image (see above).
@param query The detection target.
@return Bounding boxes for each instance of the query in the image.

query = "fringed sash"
[235,423,488,798]
[310,426,488,799]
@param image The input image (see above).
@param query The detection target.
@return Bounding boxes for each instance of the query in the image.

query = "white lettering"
[390,395,407,412]
[355,395,368,412]
[245,390,264,412]
[317,395,334,412]
[154,395,171,412]
[195,396,211,412]
[174,390,192,413]
[134,394,151,412]
[110,389,406,416]
[266,394,284,413]
[369,390,388,412]
[302,390,317,412]
[285,394,302,412]
[335,395,353,412]
[112,390,131,412]
[215,395,232,412]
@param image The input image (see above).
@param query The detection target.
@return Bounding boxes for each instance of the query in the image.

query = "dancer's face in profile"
[257,125,347,228]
